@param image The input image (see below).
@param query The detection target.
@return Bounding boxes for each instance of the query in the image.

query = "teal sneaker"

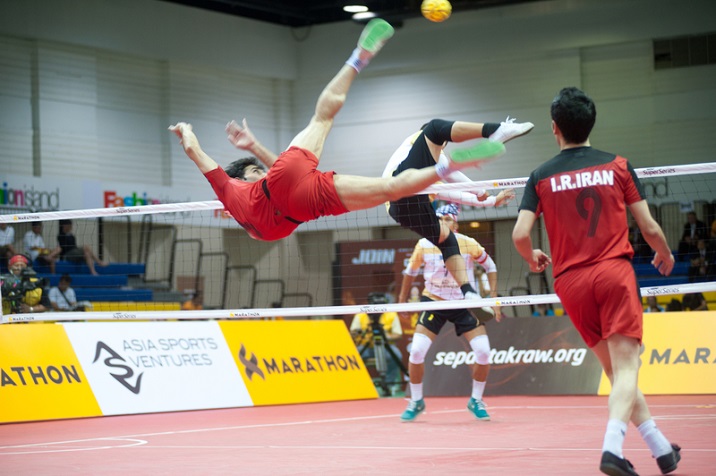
[467,398,490,421]
[400,399,425,422]
[450,140,506,169]
[358,19,394,54]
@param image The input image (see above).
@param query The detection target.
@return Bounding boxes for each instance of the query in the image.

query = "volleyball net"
[1,162,715,324]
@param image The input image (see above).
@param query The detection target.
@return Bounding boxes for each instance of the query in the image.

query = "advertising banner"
[421,317,603,396]
[220,320,377,405]
[598,312,716,395]
[0,324,102,423]
[63,321,252,415]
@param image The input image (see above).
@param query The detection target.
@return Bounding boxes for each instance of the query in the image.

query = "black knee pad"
[437,231,460,260]
[423,119,454,145]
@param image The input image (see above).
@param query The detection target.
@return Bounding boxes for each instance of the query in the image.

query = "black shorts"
[388,131,441,244]
[417,295,481,337]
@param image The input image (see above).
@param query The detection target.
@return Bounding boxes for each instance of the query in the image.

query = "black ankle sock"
[482,123,500,138]
[461,283,476,296]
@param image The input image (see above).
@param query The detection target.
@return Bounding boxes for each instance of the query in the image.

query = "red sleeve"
[204,167,230,200]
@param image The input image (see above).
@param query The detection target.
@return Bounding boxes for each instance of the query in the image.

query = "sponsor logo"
[112,312,138,320]
[640,168,676,176]
[236,344,362,380]
[645,287,681,296]
[0,365,82,387]
[238,344,265,381]
[649,347,716,365]
[360,305,388,314]
[351,249,395,265]
[0,182,60,210]
[433,346,588,369]
[92,337,219,393]
[104,190,162,208]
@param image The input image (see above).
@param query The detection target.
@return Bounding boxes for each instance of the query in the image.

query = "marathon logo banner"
[63,321,252,415]
[220,320,377,405]
[599,312,716,395]
[420,318,603,397]
[0,324,101,423]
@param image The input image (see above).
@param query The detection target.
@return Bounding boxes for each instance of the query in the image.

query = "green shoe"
[400,398,425,422]
[358,19,394,54]
[467,397,491,421]
[450,140,506,168]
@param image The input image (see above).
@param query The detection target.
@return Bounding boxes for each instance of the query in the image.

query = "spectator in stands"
[532,303,555,317]
[677,211,708,259]
[23,222,61,274]
[48,274,79,311]
[711,218,716,241]
[687,238,716,283]
[182,292,204,311]
[1,254,50,314]
[644,296,665,313]
[57,219,108,276]
[665,298,683,312]
[0,223,17,268]
[682,292,708,311]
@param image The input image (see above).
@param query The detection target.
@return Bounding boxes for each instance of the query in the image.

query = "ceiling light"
[352,11,377,20]
[343,5,369,13]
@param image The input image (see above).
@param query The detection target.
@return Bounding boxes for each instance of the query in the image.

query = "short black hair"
[59,219,72,227]
[59,274,72,284]
[224,157,265,180]
[551,87,596,144]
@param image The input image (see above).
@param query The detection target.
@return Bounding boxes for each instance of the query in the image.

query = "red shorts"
[265,147,349,222]
[554,258,643,348]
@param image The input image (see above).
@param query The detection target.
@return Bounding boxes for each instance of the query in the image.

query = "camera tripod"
[358,313,409,396]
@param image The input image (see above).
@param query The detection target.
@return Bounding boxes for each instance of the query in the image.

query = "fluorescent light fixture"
[343,5,368,13]
[352,11,377,20]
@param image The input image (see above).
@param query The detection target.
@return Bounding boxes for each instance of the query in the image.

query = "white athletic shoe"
[489,117,535,144]
[464,292,495,324]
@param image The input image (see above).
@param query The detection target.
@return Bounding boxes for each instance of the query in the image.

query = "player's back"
[527,147,644,277]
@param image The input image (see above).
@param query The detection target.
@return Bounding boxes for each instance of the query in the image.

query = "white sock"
[435,154,451,180]
[602,419,627,458]
[409,382,423,401]
[471,380,486,401]
[346,47,371,73]
[637,419,673,458]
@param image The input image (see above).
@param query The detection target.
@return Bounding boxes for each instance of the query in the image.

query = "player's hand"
[226,118,256,150]
[529,249,552,273]
[652,252,675,276]
[495,188,515,207]
[168,122,198,150]
[493,306,503,323]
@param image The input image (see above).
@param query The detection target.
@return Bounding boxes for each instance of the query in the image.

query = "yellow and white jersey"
[404,232,488,301]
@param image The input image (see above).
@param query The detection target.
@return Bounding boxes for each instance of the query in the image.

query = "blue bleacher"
[37,274,128,288]
[74,288,153,302]
[633,259,690,288]
[29,260,150,302]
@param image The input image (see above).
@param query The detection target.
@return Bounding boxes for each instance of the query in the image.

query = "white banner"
[62,321,252,415]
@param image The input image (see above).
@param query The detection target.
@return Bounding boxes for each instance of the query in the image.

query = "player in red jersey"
[170,19,504,241]
[512,87,680,476]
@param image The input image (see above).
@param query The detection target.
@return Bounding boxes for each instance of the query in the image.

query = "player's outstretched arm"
[226,118,279,169]
[169,122,219,174]
[435,188,515,208]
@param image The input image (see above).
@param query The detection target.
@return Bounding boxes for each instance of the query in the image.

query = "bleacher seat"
[75,288,153,302]
[37,274,128,288]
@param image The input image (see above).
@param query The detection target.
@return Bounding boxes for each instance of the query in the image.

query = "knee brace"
[423,119,455,145]
[409,333,433,365]
[469,334,491,365]
[437,231,461,261]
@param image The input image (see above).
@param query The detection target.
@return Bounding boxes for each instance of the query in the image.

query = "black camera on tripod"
[1,268,48,313]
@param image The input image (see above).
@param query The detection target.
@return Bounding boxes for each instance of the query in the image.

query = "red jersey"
[519,147,645,278]
[204,167,297,241]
